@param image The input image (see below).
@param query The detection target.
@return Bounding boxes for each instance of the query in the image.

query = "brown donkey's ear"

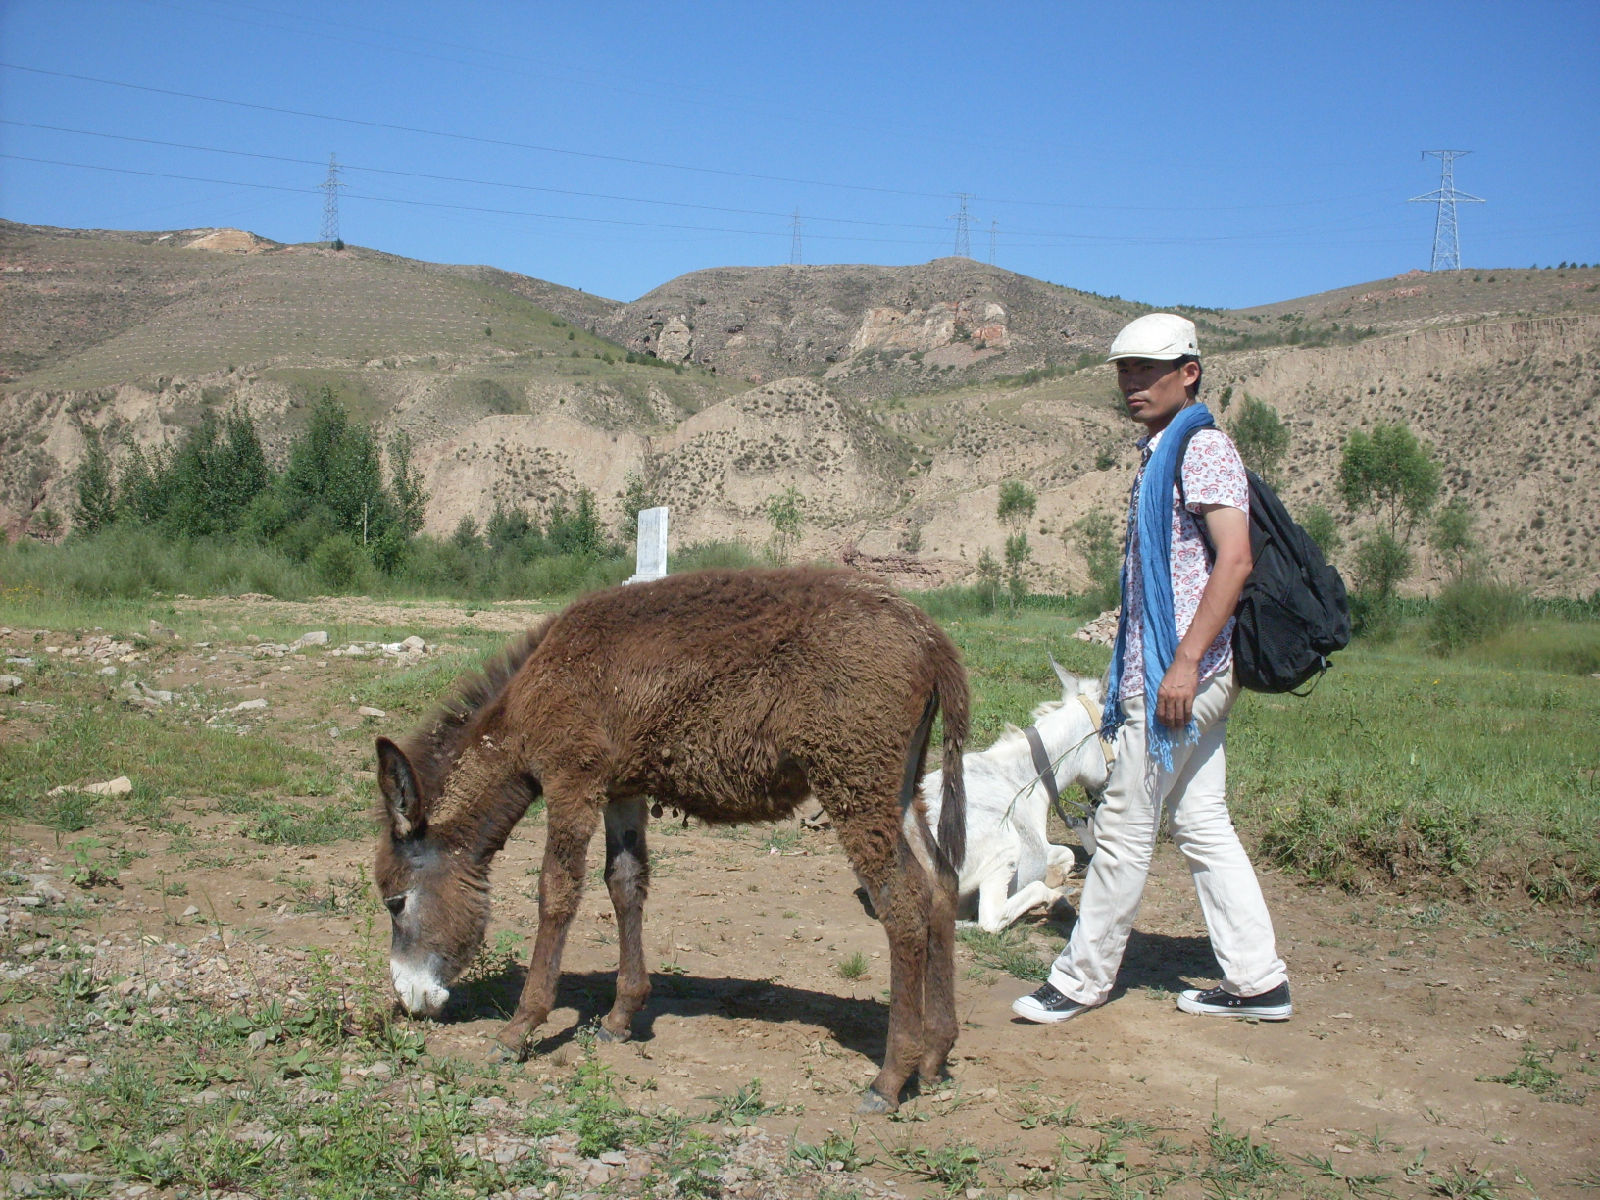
[376,737,425,839]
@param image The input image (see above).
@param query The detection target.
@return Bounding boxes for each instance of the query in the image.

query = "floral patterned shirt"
[1118,425,1249,700]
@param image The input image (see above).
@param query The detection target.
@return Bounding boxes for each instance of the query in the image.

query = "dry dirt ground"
[3,598,1597,1198]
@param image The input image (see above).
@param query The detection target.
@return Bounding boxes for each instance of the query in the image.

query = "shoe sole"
[1175,996,1292,1020]
[1011,1000,1097,1024]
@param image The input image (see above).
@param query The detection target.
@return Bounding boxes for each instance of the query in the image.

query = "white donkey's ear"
[376,737,425,839]
[1048,653,1082,695]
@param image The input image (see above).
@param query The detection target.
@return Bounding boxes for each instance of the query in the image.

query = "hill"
[2,220,1597,595]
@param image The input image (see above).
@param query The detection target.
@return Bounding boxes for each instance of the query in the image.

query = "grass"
[915,605,1600,905]
[0,665,333,825]
[2,576,1595,1196]
[1226,632,1600,903]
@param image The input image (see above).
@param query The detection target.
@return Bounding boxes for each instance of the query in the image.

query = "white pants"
[1048,669,1287,1005]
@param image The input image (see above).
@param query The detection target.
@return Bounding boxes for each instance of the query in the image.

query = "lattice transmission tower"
[988,220,998,266]
[950,193,973,258]
[789,209,803,265]
[1408,150,1483,272]
[320,153,345,245]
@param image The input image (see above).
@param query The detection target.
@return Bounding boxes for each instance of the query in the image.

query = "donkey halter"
[1019,693,1116,826]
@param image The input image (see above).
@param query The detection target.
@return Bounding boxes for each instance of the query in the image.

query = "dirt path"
[3,608,1597,1197]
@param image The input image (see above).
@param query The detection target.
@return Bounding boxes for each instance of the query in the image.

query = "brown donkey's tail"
[932,641,969,877]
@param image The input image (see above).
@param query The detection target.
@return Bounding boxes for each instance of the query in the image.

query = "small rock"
[0,674,24,693]
[231,698,269,713]
[293,631,329,649]
[357,706,386,719]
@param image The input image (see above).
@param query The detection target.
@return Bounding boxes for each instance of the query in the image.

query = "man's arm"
[1155,503,1251,729]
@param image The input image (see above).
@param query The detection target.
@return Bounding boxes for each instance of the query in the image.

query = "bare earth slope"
[3,220,1598,592]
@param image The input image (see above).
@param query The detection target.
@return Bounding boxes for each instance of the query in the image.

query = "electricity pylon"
[1409,150,1484,272]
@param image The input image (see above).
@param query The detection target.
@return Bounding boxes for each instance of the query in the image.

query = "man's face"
[1115,357,1199,432]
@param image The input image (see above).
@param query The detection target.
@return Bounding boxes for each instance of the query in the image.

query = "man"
[1013,313,1291,1024]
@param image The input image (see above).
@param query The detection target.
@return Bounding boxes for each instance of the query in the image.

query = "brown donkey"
[373,567,968,1112]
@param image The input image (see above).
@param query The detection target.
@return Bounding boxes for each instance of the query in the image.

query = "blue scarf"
[1102,402,1216,772]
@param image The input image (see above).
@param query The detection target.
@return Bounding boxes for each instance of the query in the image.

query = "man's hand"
[1157,658,1201,729]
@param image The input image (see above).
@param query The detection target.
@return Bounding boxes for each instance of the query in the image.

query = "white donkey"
[921,659,1115,933]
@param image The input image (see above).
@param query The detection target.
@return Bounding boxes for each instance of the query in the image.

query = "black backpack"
[1175,427,1351,694]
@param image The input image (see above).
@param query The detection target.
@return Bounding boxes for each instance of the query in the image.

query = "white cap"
[1106,313,1199,362]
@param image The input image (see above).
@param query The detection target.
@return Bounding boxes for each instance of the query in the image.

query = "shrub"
[1426,575,1525,655]
[310,533,373,592]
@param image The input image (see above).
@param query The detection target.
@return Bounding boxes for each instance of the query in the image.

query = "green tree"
[486,503,540,561]
[214,405,270,530]
[30,507,63,542]
[617,467,662,543]
[451,513,482,551]
[996,480,1036,531]
[974,548,1003,613]
[1339,422,1440,543]
[70,427,117,536]
[116,443,167,527]
[279,387,393,546]
[1299,503,1343,560]
[1431,495,1477,581]
[547,487,606,557]
[388,430,430,538]
[766,485,803,563]
[1353,530,1411,606]
[1230,394,1289,484]
[996,481,1037,613]
[1071,509,1123,611]
[1003,532,1031,612]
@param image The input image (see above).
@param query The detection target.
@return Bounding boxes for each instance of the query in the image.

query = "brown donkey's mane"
[391,622,551,834]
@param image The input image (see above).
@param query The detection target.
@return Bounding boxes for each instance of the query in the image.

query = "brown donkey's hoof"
[595,1024,632,1044]
[489,1029,531,1063]
[856,1086,897,1115]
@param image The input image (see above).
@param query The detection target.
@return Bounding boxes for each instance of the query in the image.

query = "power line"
[1408,150,1484,272]
[0,60,950,203]
[0,63,1393,217]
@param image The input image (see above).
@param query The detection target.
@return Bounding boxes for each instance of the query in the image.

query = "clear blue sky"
[3,1,1595,307]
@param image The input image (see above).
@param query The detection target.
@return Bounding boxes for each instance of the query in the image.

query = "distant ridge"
[2,219,1597,594]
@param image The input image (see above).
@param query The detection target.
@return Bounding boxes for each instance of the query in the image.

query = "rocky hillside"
[595,258,1147,399]
[3,220,1597,595]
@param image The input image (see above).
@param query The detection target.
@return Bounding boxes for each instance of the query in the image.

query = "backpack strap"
[1172,424,1217,565]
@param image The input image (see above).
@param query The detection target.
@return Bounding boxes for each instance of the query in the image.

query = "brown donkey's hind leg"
[598,795,651,1041]
[833,804,931,1114]
[496,781,602,1058]
[920,858,959,1084]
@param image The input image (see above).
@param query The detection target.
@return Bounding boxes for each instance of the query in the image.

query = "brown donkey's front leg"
[496,785,601,1058]
[598,796,651,1040]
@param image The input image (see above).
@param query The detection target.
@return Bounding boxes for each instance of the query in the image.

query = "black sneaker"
[1176,982,1291,1020]
[1011,981,1101,1024]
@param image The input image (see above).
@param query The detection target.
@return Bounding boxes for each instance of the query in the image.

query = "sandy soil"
[3,600,1596,1197]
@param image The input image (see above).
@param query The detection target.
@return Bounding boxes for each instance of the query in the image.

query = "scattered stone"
[47,775,132,798]
[1074,609,1120,646]
[0,674,22,694]
[292,631,329,649]
[230,698,269,713]
[357,706,387,719]
[119,680,174,705]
